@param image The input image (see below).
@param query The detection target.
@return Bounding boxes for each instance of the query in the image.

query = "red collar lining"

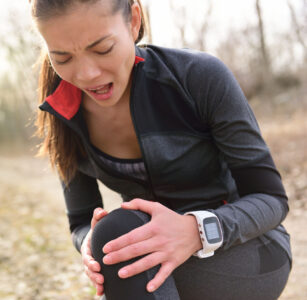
[45,80,81,120]
[45,55,145,120]
[134,55,145,65]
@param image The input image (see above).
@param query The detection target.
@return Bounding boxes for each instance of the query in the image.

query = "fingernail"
[148,284,155,292]
[118,269,128,277]
[103,244,111,253]
[103,255,112,264]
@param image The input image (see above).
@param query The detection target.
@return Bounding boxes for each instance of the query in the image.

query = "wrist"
[184,211,223,258]
[184,215,203,254]
[81,229,92,252]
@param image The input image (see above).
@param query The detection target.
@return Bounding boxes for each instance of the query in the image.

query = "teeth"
[96,88,109,94]
[89,84,110,92]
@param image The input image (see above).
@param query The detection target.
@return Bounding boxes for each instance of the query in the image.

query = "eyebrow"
[50,34,112,55]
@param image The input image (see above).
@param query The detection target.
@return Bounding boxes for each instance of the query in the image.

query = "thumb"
[121,198,158,215]
[91,208,108,229]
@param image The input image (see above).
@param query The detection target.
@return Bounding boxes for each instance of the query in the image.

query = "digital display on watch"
[203,217,222,244]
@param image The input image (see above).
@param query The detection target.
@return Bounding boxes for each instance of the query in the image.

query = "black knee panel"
[91,208,156,300]
[91,208,146,264]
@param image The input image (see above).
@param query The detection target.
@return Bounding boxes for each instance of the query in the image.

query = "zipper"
[129,63,157,201]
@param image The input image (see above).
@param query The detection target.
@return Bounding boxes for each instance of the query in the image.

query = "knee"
[91,208,148,264]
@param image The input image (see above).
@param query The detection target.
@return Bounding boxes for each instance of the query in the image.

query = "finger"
[82,253,95,266]
[93,273,104,285]
[118,252,164,279]
[103,222,153,253]
[92,207,108,224]
[91,208,108,228]
[88,260,101,272]
[147,262,174,293]
[82,253,101,272]
[121,199,160,215]
[85,265,104,285]
[84,244,93,256]
[96,284,104,296]
[103,239,154,265]
[89,270,100,284]
[85,266,100,287]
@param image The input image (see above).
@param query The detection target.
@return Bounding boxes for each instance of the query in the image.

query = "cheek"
[48,58,64,78]
[49,60,72,81]
[107,51,133,80]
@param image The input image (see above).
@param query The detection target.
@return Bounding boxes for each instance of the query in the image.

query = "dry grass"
[0,94,306,299]
[251,96,307,299]
[0,153,122,300]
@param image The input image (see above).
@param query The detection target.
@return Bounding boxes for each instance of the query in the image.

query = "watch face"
[203,217,222,244]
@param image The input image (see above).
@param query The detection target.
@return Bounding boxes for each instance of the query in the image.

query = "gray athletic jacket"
[39,45,291,260]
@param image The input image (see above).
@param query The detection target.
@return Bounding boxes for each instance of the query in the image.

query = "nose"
[74,56,102,84]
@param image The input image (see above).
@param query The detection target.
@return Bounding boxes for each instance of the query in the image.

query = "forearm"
[60,170,103,252]
[72,223,91,253]
[210,193,288,250]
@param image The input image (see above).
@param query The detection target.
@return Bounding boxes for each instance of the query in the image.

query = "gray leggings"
[91,208,291,300]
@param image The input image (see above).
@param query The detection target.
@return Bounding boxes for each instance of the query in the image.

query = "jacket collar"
[43,53,145,120]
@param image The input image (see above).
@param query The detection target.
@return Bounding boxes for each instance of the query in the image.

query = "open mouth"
[87,83,113,95]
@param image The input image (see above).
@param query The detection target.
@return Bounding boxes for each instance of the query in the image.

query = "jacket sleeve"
[188,53,288,250]
[61,169,103,253]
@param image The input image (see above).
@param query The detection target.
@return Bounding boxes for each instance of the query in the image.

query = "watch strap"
[184,211,223,258]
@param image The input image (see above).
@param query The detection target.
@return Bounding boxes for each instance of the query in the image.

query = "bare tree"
[195,2,213,52]
[169,0,213,50]
[169,2,189,47]
[142,2,153,44]
[255,0,271,74]
[287,0,307,60]
[0,10,39,144]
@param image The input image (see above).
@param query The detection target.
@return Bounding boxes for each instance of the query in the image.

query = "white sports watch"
[184,211,223,258]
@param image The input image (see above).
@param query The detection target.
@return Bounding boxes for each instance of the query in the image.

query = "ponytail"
[36,52,86,184]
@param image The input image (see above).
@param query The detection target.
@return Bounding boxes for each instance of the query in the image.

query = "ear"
[130,2,142,42]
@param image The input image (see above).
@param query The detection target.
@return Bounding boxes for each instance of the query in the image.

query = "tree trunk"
[255,0,271,73]
[196,2,213,52]
[287,0,307,60]
[143,3,153,44]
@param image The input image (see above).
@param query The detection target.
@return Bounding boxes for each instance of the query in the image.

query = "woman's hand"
[81,207,108,296]
[102,199,202,293]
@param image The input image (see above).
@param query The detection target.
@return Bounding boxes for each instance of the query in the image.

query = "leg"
[91,208,180,300]
[173,235,291,300]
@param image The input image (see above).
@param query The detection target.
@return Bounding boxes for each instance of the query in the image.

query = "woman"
[31,0,291,299]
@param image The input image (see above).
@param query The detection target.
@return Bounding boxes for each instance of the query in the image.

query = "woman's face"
[38,1,141,108]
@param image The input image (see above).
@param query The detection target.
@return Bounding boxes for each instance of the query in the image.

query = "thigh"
[173,237,291,300]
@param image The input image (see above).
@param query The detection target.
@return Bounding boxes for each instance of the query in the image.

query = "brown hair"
[33,0,147,184]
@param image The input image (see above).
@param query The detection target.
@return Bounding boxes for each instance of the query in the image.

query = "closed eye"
[55,57,72,65]
[95,44,114,55]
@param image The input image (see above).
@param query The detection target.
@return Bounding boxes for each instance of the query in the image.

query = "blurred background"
[0,0,306,299]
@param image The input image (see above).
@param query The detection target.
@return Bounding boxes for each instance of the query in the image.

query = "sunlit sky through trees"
[146,0,301,48]
[0,0,304,73]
